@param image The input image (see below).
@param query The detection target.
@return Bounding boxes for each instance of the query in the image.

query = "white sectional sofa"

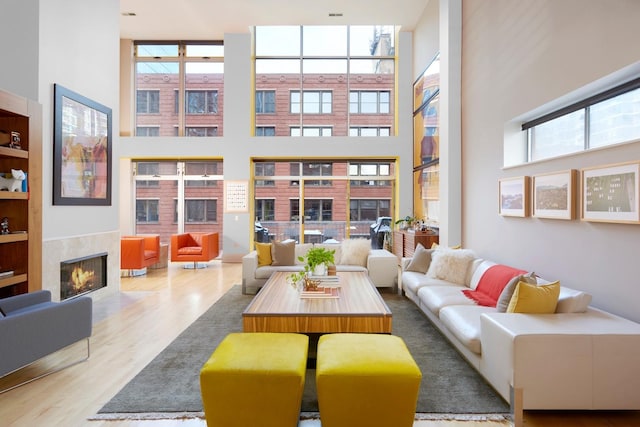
[242,239,398,295]
[400,245,640,419]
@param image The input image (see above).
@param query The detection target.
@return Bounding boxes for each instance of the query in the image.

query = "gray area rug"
[97,285,509,417]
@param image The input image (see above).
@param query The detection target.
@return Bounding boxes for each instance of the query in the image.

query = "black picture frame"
[53,84,112,206]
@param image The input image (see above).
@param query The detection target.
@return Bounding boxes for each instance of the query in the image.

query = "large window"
[134,41,224,137]
[252,159,395,243]
[133,160,223,244]
[254,25,396,137]
[522,77,640,162]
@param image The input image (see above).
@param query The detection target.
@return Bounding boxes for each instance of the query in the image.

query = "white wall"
[0,0,39,100]
[37,0,121,299]
[459,0,640,322]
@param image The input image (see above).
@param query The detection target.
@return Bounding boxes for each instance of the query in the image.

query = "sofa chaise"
[242,239,398,295]
[0,290,93,393]
[400,244,640,422]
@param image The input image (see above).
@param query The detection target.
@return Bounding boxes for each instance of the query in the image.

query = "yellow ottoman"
[316,333,422,427]
[200,332,308,427]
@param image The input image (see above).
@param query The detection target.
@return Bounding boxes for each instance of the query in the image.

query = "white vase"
[312,264,327,276]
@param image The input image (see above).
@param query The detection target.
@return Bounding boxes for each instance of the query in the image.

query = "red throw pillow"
[463,264,526,307]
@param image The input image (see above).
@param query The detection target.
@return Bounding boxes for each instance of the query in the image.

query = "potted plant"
[287,246,336,289]
[395,215,418,230]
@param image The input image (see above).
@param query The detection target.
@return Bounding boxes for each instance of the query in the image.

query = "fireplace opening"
[60,252,107,300]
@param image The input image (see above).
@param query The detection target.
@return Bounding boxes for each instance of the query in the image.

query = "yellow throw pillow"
[255,242,272,266]
[507,281,560,314]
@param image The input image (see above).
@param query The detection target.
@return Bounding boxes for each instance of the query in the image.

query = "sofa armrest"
[200,233,220,259]
[0,290,52,315]
[121,237,145,270]
[400,257,412,271]
[0,296,92,376]
[367,249,398,290]
[242,251,259,294]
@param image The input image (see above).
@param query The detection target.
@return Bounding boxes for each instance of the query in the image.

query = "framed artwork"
[224,180,249,213]
[581,161,639,224]
[532,170,577,220]
[53,84,112,206]
[499,176,530,217]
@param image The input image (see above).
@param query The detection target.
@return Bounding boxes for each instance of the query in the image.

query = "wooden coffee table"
[242,271,392,334]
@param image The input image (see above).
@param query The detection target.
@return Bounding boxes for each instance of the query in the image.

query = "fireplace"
[60,252,108,300]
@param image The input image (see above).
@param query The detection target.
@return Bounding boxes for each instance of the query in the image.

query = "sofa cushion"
[402,272,451,296]
[294,243,314,265]
[271,240,296,266]
[255,242,272,266]
[426,248,475,286]
[405,243,433,273]
[507,281,560,314]
[463,264,526,307]
[255,265,303,279]
[439,305,497,354]
[314,243,342,265]
[340,239,370,267]
[556,287,592,313]
[417,285,477,316]
[496,272,537,312]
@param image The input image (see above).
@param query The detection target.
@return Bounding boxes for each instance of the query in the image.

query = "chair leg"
[183,262,206,269]
[0,338,90,394]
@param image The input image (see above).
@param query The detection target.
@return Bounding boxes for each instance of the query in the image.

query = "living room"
[1,0,640,426]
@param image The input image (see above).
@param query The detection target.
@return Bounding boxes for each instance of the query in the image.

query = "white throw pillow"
[555,287,592,313]
[340,239,370,267]
[426,248,476,286]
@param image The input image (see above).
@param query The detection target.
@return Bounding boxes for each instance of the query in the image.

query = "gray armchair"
[0,290,92,393]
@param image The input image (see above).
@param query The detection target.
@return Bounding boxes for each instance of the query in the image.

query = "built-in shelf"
[0,273,28,289]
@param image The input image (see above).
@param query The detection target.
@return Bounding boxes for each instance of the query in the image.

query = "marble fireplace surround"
[43,231,120,302]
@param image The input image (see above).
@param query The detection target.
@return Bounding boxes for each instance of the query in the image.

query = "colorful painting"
[53,84,112,205]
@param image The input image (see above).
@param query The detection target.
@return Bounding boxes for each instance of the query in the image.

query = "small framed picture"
[581,162,639,224]
[532,170,577,220]
[499,176,530,217]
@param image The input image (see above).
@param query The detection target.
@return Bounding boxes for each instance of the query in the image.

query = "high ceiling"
[119,0,429,40]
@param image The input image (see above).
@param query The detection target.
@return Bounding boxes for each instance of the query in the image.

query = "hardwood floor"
[0,260,638,427]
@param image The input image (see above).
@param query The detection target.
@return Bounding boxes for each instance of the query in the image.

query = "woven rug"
[93,285,510,421]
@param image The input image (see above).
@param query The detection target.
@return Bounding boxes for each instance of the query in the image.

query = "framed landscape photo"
[532,170,577,220]
[499,176,530,217]
[53,84,112,206]
[581,162,639,224]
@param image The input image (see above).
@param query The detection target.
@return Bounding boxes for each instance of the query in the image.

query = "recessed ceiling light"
[121,12,137,16]
[328,13,343,17]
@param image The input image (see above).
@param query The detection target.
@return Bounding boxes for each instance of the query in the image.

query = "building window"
[350,199,391,221]
[256,90,276,114]
[349,91,390,114]
[256,126,276,136]
[136,126,160,136]
[349,162,392,186]
[255,162,275,186]
[186,90,218,114]
[184,161,218,187]
[136,199,159,223]
[175,199,217,223]
[185,127,218,137]
[135,162,160,187]
[522,77,640,163]
[256,199,275,221]
[136,90,160,114]
[290,127,333,136]
[290,91,332,114]
[134,41,224,137]
[290,199,333,221]
[349,127,391,136]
